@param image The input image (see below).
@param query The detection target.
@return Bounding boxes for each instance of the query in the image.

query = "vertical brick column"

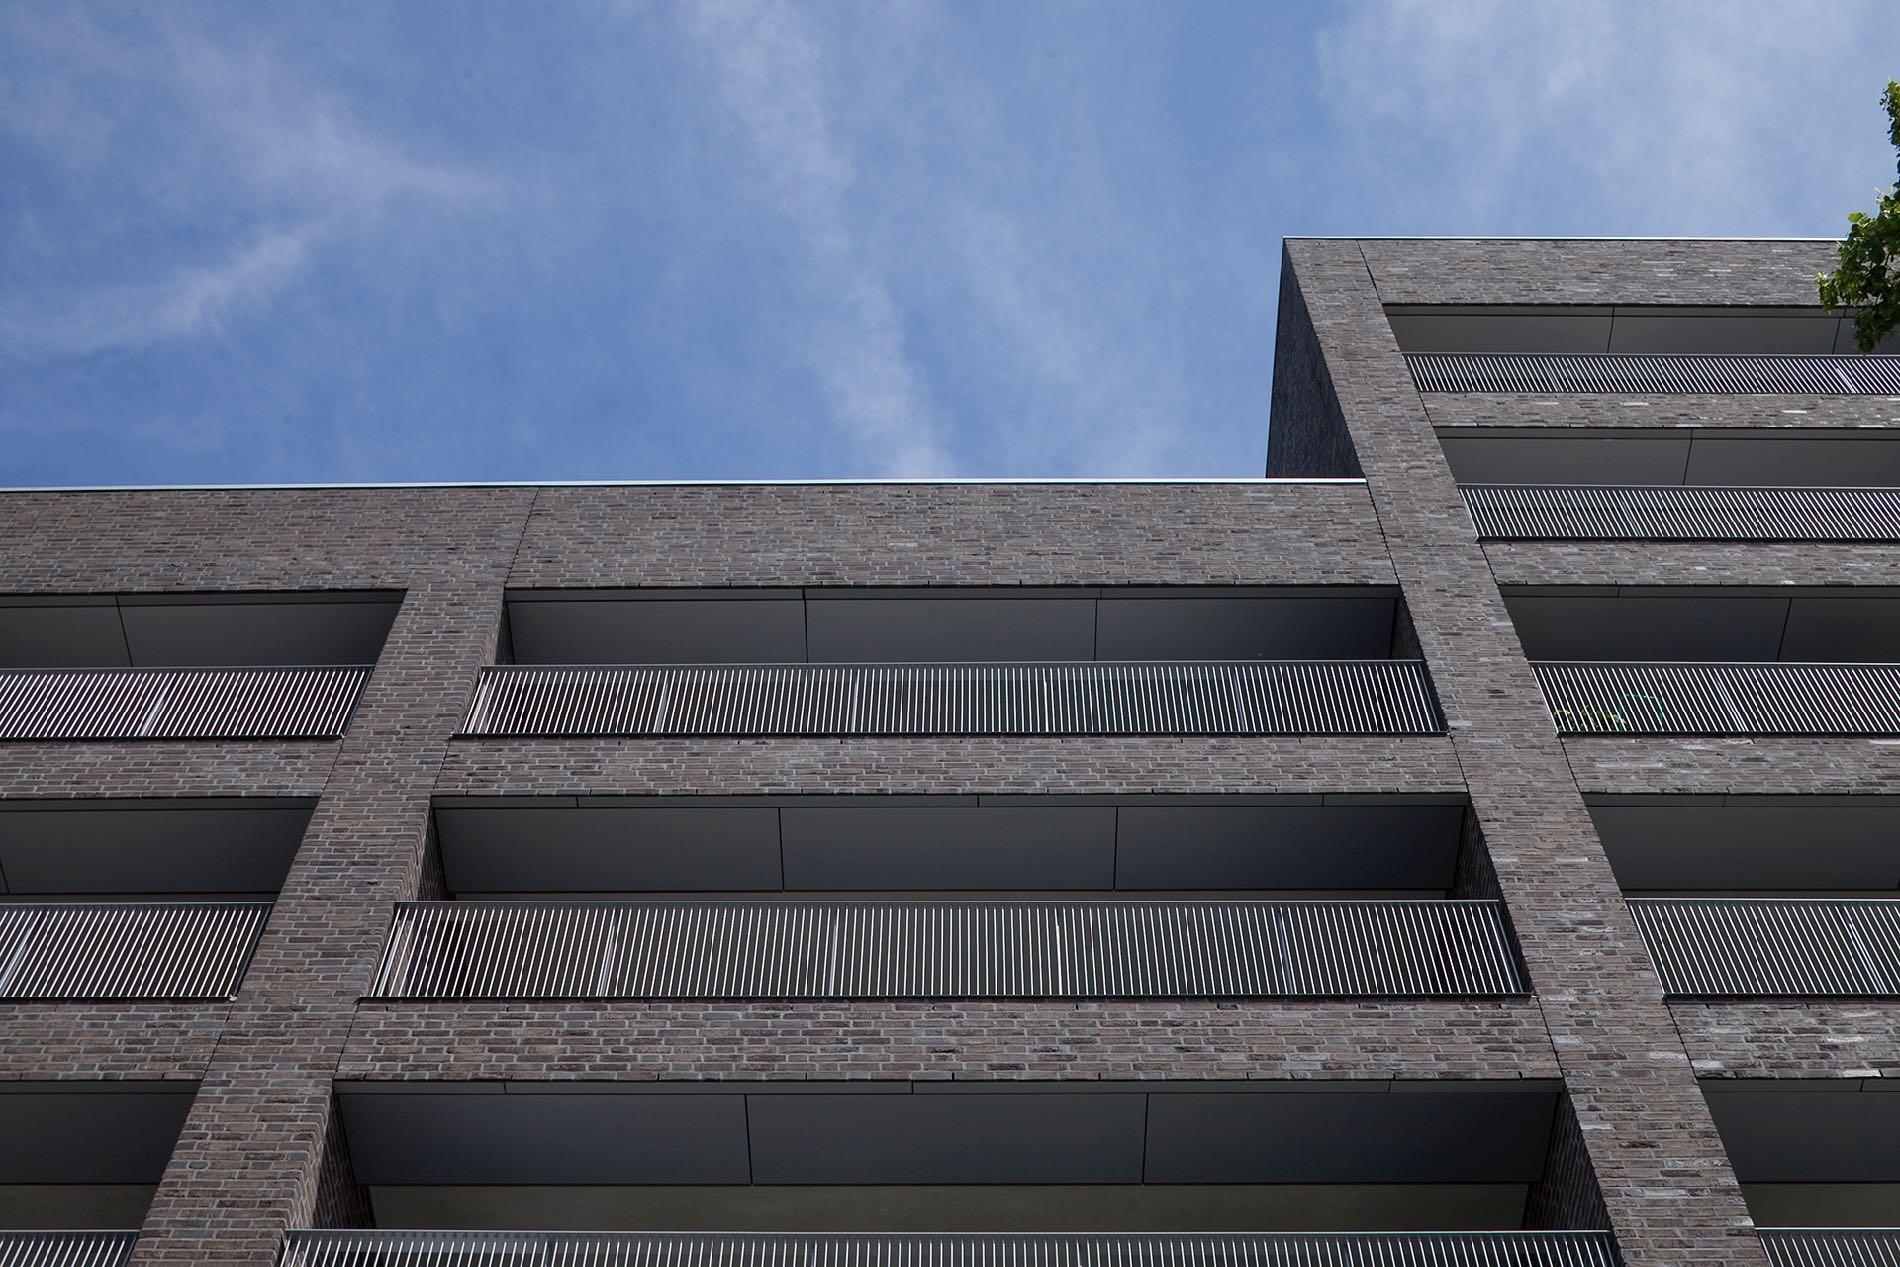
[1281,240,1762,1266]
[129,579,507,1266]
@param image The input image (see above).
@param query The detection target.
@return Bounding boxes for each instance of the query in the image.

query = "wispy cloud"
[679,0,951,475]
[0,7,490,360]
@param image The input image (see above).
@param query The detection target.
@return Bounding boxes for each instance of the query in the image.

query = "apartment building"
[0,238,1892,1267]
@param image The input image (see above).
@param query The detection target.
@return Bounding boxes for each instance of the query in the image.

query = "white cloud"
[680,0,951,475]
[1315,0,1895,230]
[0,8,490,360]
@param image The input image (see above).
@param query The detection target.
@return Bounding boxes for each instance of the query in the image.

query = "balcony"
[1535,662,1900,736]
[467,587,1442,739]
[1629,898,1900,999]
[0,591,396,741]
[280,1231,1618,1267]
[1759,1229,1900,1266]
[370,898,1523,1001]
[328,1079,1599,1234]
[462,661,1440,738]
[0,901,268,1001]
[396,796,1518,1002]
[0,1232,135,1266]
[1407,351,1900,395]
[1464,484,1900,543]
[0,1082,193,1232]
[0,799,305,1001]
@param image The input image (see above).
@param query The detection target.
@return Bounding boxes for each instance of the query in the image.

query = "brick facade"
[3,237,1883,1265]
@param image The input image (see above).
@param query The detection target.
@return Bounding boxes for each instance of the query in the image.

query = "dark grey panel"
[436,807,783,894]
[508,599,807,665]
[1706,1088,1900,1183]
[780,807,1115,891]
[1144,1090,1556,1184]
[0,1091,194,1183]
[1608,314,1840,354]
[369,1182,1532,1233]
[1505,595,1791,662]
[1592,803,1900,891]
[747,1094,1146,1184]
[1093,599,1394,661]
[1116,806,1463,891]
[0,1185,154,1230]
[118,601,398,667]
[1779,598,1900,663]
[0,604,130,668]
[1832,323,1900,354]
[1438,434,1692,486]
[339,1092,751,1185]
[1385,311,1612,354]
[1685,437,1900,487]
[805,600,1095,663]
[0,805,310,895]
[1740,1183,1900,1227]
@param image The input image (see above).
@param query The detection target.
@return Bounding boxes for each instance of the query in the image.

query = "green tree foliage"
[1820,81,1900,352]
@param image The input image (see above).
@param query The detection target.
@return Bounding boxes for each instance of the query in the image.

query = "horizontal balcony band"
[0,1231,136,1267]
[0,901,270,1001]
[1535,662,1900,736]
[1632,898,1900,999]
[1464,484,1900,542]
[1406,351,1900,395]
[1760,1228,1900,1266]
[281,1232,1619,1267]
[0,666,370,740]
[460,663,1444,738]
[368,900,1526,1000]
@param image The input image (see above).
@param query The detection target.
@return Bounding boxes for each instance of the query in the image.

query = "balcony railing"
[1464,484,1900,542]
[369,899,1526,1000]
[0,666,370,740]
[281,1231,1620,1267]
[0,901,270,1000]
[1759,1229,1900,1266]
[1631,898,1900,999]
[1406,351,1900,395]
[1535,662,1900,736]
[460,662,1443,738]
[0,1232,137,1267]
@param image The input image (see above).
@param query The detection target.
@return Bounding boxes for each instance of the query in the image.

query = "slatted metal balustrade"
[0,1232,137,1267]
[1759,1229,1900,1266]
[369,900,1525,1000]
[0,666,370,740]
[461,662,1442,738]
[1463,484,1900,542]
[1534,662,1900,736]
[1630,899,1900,999]
[1406,351,1900,395]
[280,1231,1621,1267]
[0,902,270,1000]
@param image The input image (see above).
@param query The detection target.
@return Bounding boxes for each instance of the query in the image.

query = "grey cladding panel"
[340,1092,752,1185]
[436,807,783,893]
[1608,314,1840,354]
[746,1094,1147,1184]
[118,600,398,667]
[0,604,130,668]
[1385,311,1613,354]
[1143,1090,1556,1185]
[779,806,1115,890]
[1592,802,1900,891]
[1505,595,1791,662]
[1093,599,1394,660]
[805,600,1096,663]
[0,805,310,895]
[1706,1088,1900,1183]
[1780,598,1900,662]
[0,1091,194,1183]
[1685,438,1900,487]
[1115,806,1463,891]
[1438,435,1692,486]
[509,599,808,665]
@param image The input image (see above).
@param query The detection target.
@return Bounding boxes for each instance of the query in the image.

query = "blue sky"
[2,2,1898,485]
